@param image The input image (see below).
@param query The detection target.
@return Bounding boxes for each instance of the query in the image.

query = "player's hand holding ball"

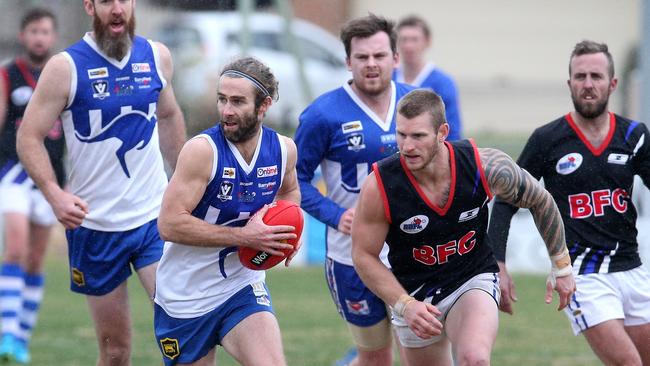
[238,200,304,270]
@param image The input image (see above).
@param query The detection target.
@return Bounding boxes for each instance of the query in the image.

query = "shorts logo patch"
[251,282,268,296]
[556,153,582,175]
[256,295,271,306]
[607,153,629,165]
[71,268,85,287]
[572,309,582,317]
[160,338,180,360]
[345,299,370,315]
[400,215,429,234]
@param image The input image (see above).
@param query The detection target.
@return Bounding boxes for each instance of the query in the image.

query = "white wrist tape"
[393,294,416,317]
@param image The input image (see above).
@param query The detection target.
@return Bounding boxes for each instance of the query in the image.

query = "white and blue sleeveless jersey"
[155,125,287,318]
[295,81,413,266]
[60,33,168,231]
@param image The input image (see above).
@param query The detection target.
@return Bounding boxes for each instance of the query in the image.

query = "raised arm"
[153,42,186,172]
[480,147,575,310]
[157,137,295,255]
[16,54,88,229]
[352,171,442,339]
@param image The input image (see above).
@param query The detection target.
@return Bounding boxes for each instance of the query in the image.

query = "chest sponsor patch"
[222,167,236,179]
[10,86,33,106]
[88,67,108,79]
[607,153,629,165]
[342,120,363,133]
[458,207,480,222]
[555,153,582,175]
[257,165,278,178]
[132,63,151,73]
[400,215,429,234]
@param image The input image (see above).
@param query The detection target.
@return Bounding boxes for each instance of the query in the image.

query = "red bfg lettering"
[413,231,476,265]
[568,188,628,219]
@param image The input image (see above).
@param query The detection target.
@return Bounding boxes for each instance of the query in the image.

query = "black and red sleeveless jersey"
[373,139,499,303]
[0,58,65,186]
[518,113,650,274]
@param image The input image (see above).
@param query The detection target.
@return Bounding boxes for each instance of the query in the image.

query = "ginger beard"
[93,9,135,60]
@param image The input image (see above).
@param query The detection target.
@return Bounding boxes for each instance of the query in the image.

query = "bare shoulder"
[151,41,174,79]
[175,136,214,180]
[279,135,297,154]
[38,54,72,91]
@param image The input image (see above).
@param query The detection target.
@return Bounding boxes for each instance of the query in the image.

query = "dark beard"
[572,93,609,119]
[221,111,261,143]
[26,50,49,65]
[93,12,136,60]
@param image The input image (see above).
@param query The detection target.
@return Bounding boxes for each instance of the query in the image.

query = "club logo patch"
[160,338,180,360]
[88,67,108,79]
[555,153,582,175]
[222,167,236,179]
[400,215,429,234]
[347,133,366,151]
[458,207,480,222]
[91,80,110,99]
[342,120,363,133]
[217,181,234,201]
[607,153,629,165]
[71,268,85,286]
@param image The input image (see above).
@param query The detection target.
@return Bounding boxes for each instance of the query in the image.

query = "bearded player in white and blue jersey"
[16,0,186,364]
[154,57,300,366]
[295,14,413,366]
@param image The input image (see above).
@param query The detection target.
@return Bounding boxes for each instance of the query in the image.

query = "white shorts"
[564,266,650,335]
[392,272,500,348]
[0,183,56,226]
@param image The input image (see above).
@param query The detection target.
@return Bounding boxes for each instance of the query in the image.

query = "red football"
[238,200,304,270]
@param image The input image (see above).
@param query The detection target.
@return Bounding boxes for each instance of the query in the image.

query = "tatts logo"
[87,67,108,79]
[257,165,278,178]
[556,153,582,175]
[400,215,429,234]
[222,167,236,179]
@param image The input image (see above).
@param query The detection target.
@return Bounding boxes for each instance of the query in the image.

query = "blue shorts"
[154,283,274,365]
[325,258,387,327]
[66,219,163,295]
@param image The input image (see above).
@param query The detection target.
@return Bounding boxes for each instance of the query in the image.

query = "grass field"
[26,245,601,366]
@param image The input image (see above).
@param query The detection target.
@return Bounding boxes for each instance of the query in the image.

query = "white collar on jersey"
[395,62,436,87]
[83,32,132,70]
[343,80,396,132]
[225,126,264,175]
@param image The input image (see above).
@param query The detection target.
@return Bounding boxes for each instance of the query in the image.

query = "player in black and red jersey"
[489,40,650,365]
[352,89,575,366]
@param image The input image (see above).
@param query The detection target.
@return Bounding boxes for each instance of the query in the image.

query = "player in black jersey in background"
[490,40,650,366]
[0,8,62,364]
[352,89,575,366]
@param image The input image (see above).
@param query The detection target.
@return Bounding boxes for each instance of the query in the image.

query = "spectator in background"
[394,15,463,141]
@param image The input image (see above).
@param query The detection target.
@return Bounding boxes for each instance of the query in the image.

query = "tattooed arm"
[480,148,575,311]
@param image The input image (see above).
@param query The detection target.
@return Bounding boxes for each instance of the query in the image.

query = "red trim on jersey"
[469,138,493,200]
[565,112,615,156]
[14,58,37,89]
[372,163,392,224]
[399,141,456,216]
[0,67,9,103]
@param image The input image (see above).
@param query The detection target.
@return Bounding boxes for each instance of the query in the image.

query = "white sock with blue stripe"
[17,273,44,345]
[0,263,25,339]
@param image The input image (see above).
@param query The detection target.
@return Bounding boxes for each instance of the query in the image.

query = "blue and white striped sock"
[0,263,25,339]
[17,273,44,345]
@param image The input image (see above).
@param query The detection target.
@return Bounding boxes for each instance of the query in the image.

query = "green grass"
[30,250,598,365]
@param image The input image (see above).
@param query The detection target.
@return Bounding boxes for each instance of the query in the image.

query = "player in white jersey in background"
[15,0,186,365]
[154,56,300,366]
[294,14,413,366]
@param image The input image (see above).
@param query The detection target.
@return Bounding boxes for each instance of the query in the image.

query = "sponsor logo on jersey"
[256,295,271,306]
[87,67,108,79]
[555,153,582,175]
[607,153,629,165]
[413,231,477,266]
[258,181,277,190]
[10,86,33,106]
[380,134,396,144]
[238,190,256,202]
[257,165,278,178]
[568,188,629,219]
[217,181,234,201]
[345,299,370,315]
[222,167,236,179]
[91,80,110,99]
[115,76,130,81]
[341,120,363,133]
[71,268,85,287]
[400,215,429,234]
[132,63,151,73]
[458,207,480,222]
[347,133,366,151]
[159,338,180,360]
[240,181,253,186]
[113,82,134,96]
[134,76,152,89]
